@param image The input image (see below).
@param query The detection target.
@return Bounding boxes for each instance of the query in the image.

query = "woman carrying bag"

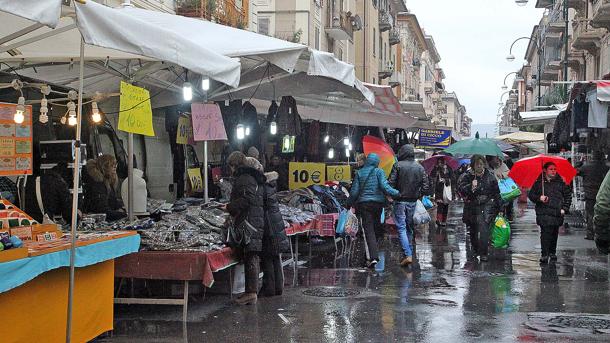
[348,153,399,269]
[431,158,454,226]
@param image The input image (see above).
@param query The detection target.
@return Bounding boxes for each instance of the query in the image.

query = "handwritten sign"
[118,81,155,136]
[0,103,32,176]
[289,162,325,190]
[187,168,204,192]
[327,165,352,182]
[191,103,227,141]
[176,116,192,145]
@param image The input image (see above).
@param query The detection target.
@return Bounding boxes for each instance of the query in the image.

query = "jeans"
[394,201,416,257]
[357,202,385,261]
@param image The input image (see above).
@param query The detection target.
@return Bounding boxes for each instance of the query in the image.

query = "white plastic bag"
[413,200,431,225]
[442,184,453,203]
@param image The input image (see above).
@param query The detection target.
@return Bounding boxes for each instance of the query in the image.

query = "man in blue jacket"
[349,153,399,269]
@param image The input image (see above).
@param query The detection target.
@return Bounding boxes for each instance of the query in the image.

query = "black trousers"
[540,225,560,257]
[358,202,384,261]
[261,254,283,296]
[469,210,491,256]
[244,251,260,294]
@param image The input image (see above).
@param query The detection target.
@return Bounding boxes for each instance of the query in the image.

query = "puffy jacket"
[349,153,399,205]
[594,170,610,240]
[458,169,501,225]
[83,159,126,221]
[578,160,609,200]
[227,166,266,253]
[528,175,572,227]
[262,171,290,255]
[388,144,431,201]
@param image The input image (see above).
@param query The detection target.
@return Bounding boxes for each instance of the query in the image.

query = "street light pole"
[563,0,569,95]
[507,36,542,107]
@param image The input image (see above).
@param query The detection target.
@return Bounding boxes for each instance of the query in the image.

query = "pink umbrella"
[421,155,459,174]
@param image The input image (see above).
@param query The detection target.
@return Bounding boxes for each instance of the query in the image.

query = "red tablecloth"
[285,220,314,236]
[114,247,238,288]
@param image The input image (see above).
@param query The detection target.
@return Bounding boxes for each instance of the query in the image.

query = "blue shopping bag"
[336,209,349,235]
[498,178,521,202]
[422,196,434,209]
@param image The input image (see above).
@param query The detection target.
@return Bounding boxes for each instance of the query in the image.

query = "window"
[373,28,376,56]
[258,17,270,36]
[315,26,320,50]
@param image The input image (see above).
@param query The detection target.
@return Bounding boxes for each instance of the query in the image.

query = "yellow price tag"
[176,116,192,144]
[289,162,325,190]
[187,168,204,192]
[327,165,351,182]
[118,81,155,136]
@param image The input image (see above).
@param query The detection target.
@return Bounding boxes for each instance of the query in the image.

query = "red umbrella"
[508,154,577,190]
[421,155,459,174]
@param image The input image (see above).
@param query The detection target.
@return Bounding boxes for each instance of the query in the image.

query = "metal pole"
[203,141,209,203]
[128,132,134,222]
[66,36,85,343]
[563,0,569,87]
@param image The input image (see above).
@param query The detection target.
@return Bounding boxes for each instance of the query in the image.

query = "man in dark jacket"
[594,170,610,254]
[578,150,609,240]
[388,144,431,266]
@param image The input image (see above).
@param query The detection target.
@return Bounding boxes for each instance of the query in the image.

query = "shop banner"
[289,162,325,190]
[176,116,193,144]
[327,165,351,182]
[0,103,32,176]
[417,129,452,148]
[118,81,155,136]
[191,103,227,141]
[187,168,204,192]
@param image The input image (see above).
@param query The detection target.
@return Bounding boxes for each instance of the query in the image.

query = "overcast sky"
[407,0,545,125]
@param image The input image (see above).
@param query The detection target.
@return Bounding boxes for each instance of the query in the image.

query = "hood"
[86,159,104,183]
[265,171,279,183]
[245,157,263,172]
[366,153,381,167]
[237,166,267,185]
[398,144,415,161]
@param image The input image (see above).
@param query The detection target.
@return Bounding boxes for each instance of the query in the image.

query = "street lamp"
[501,71,519,90]
[507,36,541,106]
[515,0,528,6]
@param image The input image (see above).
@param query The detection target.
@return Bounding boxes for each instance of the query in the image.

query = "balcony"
[175,0,247,28]
[389,28,400,45]
[325,10,354,41]
[572,22,606,54]
[567,51,585,71]
[378,61,394,80]
[423,80,434,94]
[590,0,610,30]
[388,72,401,87]
[567,0,586,12]
[379,10,392,32]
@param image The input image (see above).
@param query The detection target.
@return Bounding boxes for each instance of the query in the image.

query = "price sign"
[327,165,351,182]
[118,81,155,136]
[176,116,192,144]
[289,162,325,190]
[187,168,204,192]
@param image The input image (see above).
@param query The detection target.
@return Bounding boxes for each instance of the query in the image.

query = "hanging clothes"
[586,89,609,129]
[307,121,321,157]
[276,96,302,137]
[266,100,279,126]
[550,110,571,151]
[571,93,589,141]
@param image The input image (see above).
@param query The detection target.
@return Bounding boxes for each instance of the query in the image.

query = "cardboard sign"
[118,81,155,136]
[327,165,352,182]
[176,116,192,145]
[191,103,227,141]
[289,162,325,190]
[187,168,204,192]
[0,102,33,176]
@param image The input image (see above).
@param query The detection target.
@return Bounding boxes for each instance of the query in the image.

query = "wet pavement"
[100,202,610,342]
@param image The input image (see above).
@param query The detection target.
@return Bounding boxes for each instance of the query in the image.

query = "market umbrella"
[508,154,577,192]
[421,155,459,174]
[362,135,396,177]
[443,132,504,158]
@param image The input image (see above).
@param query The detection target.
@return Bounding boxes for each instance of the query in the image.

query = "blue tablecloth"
[0,234,140,293]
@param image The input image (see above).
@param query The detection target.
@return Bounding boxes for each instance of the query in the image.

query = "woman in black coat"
[458,155,501,261]
[83,155,126,221]
[431,158,454,226]
[260,171,289,297]
[226,152,266,305]
[528,162,572,264]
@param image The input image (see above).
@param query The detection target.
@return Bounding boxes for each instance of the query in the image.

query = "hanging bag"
[442,184,453,203]
[226,185,260,248]
[413,200,431,225]
[35,176,55,225]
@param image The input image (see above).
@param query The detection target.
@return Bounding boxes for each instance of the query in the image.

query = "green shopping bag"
[491,215,510,249]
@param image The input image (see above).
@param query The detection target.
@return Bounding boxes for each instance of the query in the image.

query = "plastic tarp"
[0,0,62,28]
[496,131,545,143]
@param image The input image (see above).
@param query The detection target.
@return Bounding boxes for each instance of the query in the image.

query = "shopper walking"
[388,144,430,266]
[528,162,572,264]
[578,151,609,240]
[458,155,501,261]
[594,170,610,254]
[488,155,514,221]
[430,157,454,226]
[348,153,399,269]
[226,151,266,305]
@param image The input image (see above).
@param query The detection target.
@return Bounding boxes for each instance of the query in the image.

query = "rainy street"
[102,201,610,343]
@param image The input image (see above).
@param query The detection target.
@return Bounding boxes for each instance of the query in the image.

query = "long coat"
[227,166,266,253]
[262,172,289,256]
[458,169,501,226]
[528,175,572,227]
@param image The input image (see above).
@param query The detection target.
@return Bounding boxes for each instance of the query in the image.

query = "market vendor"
[83,155,127,221]
[24,162,74,224]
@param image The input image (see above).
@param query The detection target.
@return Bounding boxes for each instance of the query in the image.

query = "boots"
[235,292,257,305]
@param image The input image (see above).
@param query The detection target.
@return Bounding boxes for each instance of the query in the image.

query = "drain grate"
[549,316,610,330]
[526,313,610,334]
[302,286,361,298]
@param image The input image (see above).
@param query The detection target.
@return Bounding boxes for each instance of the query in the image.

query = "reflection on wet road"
[102,202,610,342]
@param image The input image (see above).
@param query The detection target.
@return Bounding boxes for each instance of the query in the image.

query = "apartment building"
[395,12,426,101]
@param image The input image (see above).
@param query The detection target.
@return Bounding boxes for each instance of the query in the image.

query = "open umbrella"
[508,154,577,192]
[421,155,459,174]
[363,135,396,177]
[443,132,504,158]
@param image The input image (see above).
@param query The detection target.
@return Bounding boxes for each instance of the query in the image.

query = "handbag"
[498,177,521,202]
[422,196,434,209]
[413,200,431,225]
[226,217,259,248]
[442,184,453,203]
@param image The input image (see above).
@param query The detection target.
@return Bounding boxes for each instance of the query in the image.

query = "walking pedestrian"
[348,153,399,269]
[578,151,609,240]
[458,155,501,261]
[488,155,514,221]
[594,170,610,255]
[226,151,265,305]
[528,162,572,264]
[388,144,431,266]
[430,157,454,226]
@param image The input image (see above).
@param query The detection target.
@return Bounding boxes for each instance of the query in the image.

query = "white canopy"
[496,131,545,143]
[0,0,62,28]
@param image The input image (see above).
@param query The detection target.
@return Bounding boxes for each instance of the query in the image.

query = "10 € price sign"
[327,165,351,182]
[289,162,325,190]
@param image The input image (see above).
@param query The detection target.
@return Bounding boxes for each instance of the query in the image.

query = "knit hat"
[247,146,260,159]
[245,157,263,172]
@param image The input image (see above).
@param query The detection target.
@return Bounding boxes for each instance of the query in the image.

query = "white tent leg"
[128,133,134,222]
[204,141,209,203]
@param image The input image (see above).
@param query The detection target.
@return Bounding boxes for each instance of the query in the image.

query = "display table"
[0,231,140,343]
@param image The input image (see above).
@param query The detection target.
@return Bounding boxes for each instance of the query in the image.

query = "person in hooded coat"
[227,151,266,305]
[83,155,126,221]
[528,162,572,264]
[458,155,501,261]
[24,162,73,223]
[388,144,431,266]
[348,153,399,269]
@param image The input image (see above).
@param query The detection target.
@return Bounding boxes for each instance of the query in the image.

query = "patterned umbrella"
[362,135,396,177]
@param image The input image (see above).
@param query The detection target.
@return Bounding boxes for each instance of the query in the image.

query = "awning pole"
[204,141,209,203]
[128,132,134,221]
[66,36,85,343]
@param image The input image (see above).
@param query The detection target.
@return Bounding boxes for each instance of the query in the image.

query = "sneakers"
[400,256,413,266]
[480,255,489,262]
[366,259,378,269]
